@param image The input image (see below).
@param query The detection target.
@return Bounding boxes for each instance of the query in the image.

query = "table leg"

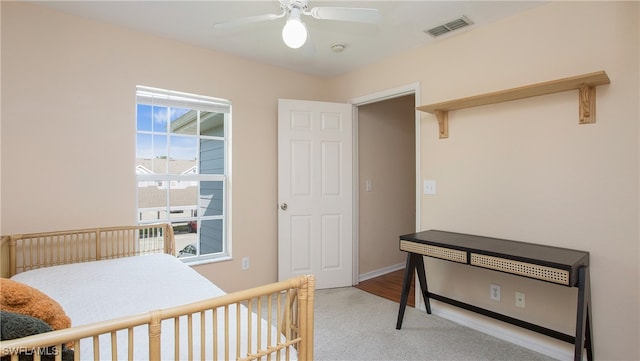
[396,253,431,329]
[396,254,414,329]
[575,266,593,361]
[414,254,431,314]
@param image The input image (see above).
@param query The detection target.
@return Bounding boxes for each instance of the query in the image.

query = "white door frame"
[348,82,422,285]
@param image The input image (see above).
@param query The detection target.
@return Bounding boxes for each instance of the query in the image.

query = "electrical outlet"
[490,284,501,301]
[515,291,526,308]
[242,257,250,270]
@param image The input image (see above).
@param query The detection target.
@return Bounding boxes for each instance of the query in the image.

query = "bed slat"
[0,224,175,277]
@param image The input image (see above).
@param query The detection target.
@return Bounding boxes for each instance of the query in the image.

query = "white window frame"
[135,85,232,265]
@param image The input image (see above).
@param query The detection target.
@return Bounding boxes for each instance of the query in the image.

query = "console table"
[396,230,592,361]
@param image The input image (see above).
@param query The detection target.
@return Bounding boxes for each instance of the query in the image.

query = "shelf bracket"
[578,83,596,124]
[435,110,449,139]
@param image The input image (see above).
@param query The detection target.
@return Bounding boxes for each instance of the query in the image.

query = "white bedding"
[12,254,295,360]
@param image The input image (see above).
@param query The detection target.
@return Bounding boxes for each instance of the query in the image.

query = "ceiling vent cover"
[425,16,473,37]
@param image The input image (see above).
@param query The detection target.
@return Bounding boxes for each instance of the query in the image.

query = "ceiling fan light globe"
[282,18,307,49]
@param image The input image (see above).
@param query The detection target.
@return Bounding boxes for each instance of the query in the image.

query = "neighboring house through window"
[136,86,231,263]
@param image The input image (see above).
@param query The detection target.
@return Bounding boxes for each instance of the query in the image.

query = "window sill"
[180,255,232,267]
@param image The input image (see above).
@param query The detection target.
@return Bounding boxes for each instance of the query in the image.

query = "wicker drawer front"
[400,240,467,263]
[471,253,570,285]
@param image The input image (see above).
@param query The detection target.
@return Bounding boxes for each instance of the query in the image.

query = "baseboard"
[419,300,575,361]
[358,262,405,282]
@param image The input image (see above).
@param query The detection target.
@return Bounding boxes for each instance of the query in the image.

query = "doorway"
[356,94,417,281]
[352,83,420,284]
[277,84,420,288]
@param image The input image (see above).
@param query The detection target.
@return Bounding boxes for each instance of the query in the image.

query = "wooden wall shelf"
[417,71,610,138]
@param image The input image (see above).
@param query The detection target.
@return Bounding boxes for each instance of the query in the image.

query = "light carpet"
[313,287,558,361]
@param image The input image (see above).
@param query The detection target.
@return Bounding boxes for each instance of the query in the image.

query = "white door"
[278,99,353,289]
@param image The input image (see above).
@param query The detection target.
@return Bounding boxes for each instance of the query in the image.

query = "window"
[136,86,231,263]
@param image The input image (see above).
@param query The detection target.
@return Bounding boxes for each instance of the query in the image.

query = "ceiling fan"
[213,0,381,49]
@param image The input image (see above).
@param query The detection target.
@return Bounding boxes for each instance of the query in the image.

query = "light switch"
[365,179,372,192]
[423,180,436,195]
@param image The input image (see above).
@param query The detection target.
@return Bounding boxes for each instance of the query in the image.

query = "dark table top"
[400,230,589,270]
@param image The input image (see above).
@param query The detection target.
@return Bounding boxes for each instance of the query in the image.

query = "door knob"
[280,203,288,210]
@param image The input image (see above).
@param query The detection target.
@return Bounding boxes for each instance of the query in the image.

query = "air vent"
[425,16,473,37]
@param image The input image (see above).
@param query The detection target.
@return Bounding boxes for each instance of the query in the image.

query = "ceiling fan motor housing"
[281,0,309,12]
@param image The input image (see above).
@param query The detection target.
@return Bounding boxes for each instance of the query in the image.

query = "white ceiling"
[33,1,545,77]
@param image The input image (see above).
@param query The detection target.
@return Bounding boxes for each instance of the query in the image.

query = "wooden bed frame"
[0,224,314,361]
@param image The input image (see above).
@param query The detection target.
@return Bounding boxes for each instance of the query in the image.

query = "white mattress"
[12,254,295,360]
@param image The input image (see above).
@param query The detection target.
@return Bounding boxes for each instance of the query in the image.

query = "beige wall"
[0,0,3,235]
[2,1,639,360]
[0,2,328,292]
[328,2,639,360]
[358,95,415,275]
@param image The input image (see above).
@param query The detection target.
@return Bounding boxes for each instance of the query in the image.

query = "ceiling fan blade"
[307,7,381,24]
[213,12,285,30]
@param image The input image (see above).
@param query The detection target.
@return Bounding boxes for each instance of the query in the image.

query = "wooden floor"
[355,268,415,307]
